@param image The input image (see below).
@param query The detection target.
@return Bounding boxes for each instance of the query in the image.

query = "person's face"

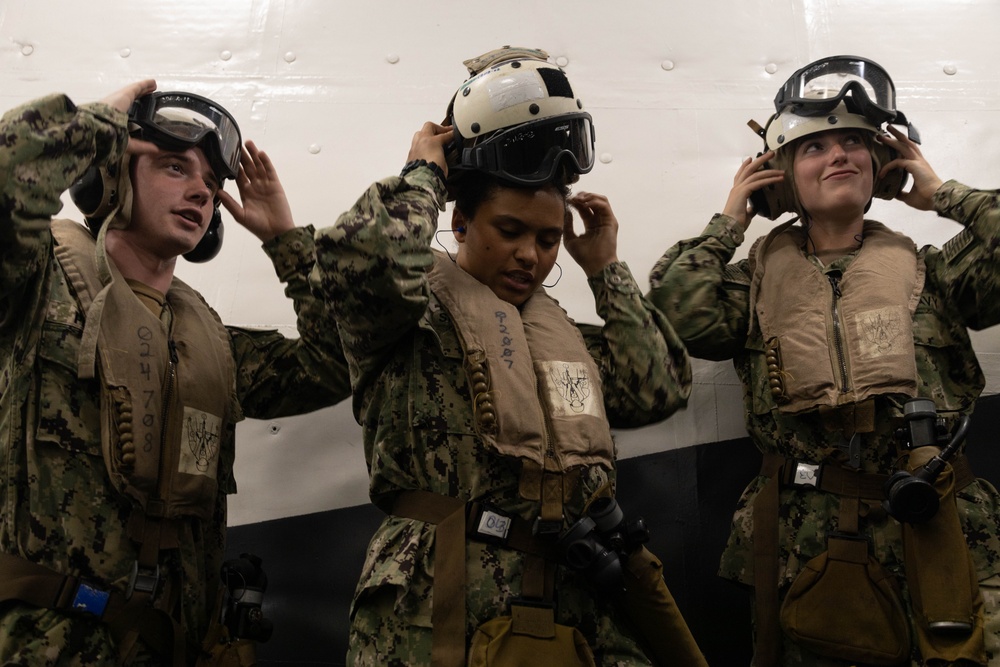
[792,129,874,221]
[126,146,219,259]
[453,185,565,307]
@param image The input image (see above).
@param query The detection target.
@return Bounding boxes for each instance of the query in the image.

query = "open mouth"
[175,209,203,226]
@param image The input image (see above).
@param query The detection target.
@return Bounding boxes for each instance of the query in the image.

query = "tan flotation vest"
[51,218,235,521]
[749,220,924,413]
[408,252,617,667]
[427,250,614,472]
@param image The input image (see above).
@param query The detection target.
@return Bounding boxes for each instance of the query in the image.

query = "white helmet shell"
[765,100,880,153]
[451,59,583,141]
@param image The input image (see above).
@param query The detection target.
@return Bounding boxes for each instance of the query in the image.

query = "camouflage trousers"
[348,585,654,667]
[0,603,165,667]
[751,574,1000,666]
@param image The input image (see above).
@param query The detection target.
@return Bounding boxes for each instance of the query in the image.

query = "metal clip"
[532,517,563,540]
[127,561,160,599]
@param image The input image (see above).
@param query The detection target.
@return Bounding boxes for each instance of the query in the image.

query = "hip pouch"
[468,602,596,667]
[779,535,910,665]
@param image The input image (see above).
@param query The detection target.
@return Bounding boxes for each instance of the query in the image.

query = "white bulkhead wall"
[2,0,997,525]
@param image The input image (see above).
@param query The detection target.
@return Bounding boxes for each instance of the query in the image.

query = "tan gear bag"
[468,604,596,667]
[779,535,910,665]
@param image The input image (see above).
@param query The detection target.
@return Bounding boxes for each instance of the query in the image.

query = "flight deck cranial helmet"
[70,91,243,262]
[748,55,921,220]
[445,46,596,190]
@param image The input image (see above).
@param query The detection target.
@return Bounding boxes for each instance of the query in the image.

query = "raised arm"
[0,82,153,321]
[309,123,452,391]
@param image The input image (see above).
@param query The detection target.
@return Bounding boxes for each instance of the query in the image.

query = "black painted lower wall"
[226,394,1000,666]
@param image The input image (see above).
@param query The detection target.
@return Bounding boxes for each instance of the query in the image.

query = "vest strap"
[753,452,978,665]
[390,490,560,667]
[0,552,191,666]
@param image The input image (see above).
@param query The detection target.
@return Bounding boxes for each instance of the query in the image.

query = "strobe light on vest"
[555,497,649,595]
[883,398,971,525]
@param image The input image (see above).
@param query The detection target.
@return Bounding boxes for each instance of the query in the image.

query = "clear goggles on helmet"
[128,91,243,181]
[458,112,595,185]
[773,56,898,127]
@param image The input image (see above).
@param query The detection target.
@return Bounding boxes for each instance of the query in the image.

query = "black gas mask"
[883,398,971,524]
[555,497,649,596]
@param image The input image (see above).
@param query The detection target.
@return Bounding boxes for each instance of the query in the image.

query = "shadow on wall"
[226,393,1000,666]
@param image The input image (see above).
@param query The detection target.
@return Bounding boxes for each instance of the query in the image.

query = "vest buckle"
[532,516,564,540]
[127,561,160,599]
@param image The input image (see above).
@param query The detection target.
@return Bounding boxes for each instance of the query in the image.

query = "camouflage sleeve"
[929,180,1000,330]
[647,213,753,361]
[0,94,127,317]
[230,225,352,418]
[578,261,692,428]
[309,165,445,389]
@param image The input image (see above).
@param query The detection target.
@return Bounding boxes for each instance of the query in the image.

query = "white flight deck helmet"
[445,46,595,190]
[748,55,920,220]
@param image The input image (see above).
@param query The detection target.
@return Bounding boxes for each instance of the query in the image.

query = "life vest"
[748,220,923,413]
[427,250,615,472]
[51,218,236,520]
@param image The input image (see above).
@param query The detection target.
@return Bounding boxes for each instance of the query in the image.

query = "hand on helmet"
[878,126,943,211]
[218,140,294,243]
[101,80,157,114]
[406,122,453,178]
[723,152,784,230]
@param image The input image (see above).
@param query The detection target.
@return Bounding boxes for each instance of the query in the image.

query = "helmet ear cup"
[70,165,121,235]
[182,206,224,263]
[748,154,796,221]
[872,140,908,201]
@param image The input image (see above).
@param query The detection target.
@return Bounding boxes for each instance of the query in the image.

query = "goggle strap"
[891,112,921,144]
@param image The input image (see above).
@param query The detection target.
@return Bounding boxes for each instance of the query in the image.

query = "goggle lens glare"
[130,92,242,181]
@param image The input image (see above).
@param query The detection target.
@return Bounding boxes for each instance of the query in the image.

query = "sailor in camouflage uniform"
[0,80,350,665]
[309,48,699,666]
[649,56,1000,666]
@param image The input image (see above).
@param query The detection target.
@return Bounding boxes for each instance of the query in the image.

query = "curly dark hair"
[449,168,573,220]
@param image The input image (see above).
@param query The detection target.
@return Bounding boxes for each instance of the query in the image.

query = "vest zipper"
[827,272,849,393]
[157,337,179,500]
[534,373,556,461]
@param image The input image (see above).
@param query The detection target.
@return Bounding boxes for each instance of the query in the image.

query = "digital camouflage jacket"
[0,94,351,661]
[647,182,1000,591]
[310,165,692,665]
